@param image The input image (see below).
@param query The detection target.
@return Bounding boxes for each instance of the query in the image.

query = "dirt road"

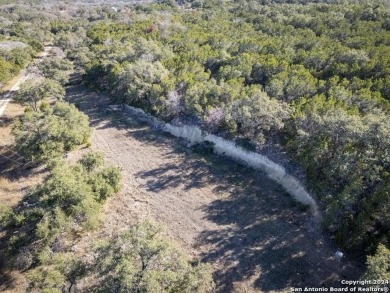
[68,85,364,292]
[0,46,53,118]
[0,73,27,117]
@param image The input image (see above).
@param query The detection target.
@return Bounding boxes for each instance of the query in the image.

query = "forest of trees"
[1,0,390,289]
[79,0,390,257]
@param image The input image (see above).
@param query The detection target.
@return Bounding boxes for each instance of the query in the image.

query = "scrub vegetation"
[0,0,389,290]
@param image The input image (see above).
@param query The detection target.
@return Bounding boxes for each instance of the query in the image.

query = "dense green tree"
[79,151,105,172]
[27,221,211,293]
[110,60,170,113]
[0,204,14,228]
[12,102,91,162]
[266,65,318,101]
[28,251,86,293]
[95,221,214,293]
[364,244,390,280]
[0,58,15,85]
[0,46,34,84]
[14,78,65,111]
[53,30,86,52]
[37,57,73,85]
[3,153,122,256]
[227,89,291,144]
[290,108,390,251]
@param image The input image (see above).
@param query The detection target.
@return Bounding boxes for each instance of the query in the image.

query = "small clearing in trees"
[67,83,364,292]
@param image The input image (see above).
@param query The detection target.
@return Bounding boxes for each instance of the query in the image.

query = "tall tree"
[14,78,65,112]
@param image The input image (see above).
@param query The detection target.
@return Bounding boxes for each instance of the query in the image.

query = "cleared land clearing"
[67,84,364,292]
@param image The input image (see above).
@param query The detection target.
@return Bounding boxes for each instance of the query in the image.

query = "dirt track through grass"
[67,84,364,292]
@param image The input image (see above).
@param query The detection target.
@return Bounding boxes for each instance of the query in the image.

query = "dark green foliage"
[364,244,390,280]
[3,154,122,256]
[88,166,122,202]
[0,58,17,83]
[0,9,45,85]
[95,221,214,293]
[80,152,122,202]
[289,109,390,251]
[0,204,14,227]
[14,78,65,111]
[12,102,91,162]
[79,151,105,172]
[0,129,122,289]
[37,57,73,85]
[0,46,34,85]
[27,38,44,52]
[28,251,87,293]
[27,221,213,293]
[25,159,118,245]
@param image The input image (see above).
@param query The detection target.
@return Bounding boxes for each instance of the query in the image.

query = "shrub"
[12,102,91,162]
[79,151,104,172]
[14,78,65,112]
[0,204,14,228]
[5,154,122,256]
[364,244,390,280]
[28,251,86,293]
[95,221,214,293]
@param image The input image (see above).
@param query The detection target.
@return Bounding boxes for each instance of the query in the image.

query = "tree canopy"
[14,78,65,111]
[12,102,91,162]
[75,0,390,255]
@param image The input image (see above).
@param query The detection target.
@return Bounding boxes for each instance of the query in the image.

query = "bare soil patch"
[67,84,364,292]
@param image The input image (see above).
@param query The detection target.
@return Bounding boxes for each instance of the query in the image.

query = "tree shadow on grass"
[198,194,317,291]
[196,182,364,292]
[135,147,363,291]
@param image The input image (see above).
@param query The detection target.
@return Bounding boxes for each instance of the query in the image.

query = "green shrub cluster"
[0,152,122,291]
[26,221,214,293]
[93,221,214,293]
[2,151,121,254]
[14,78,65,111]
[0,46,34,86]
[37,57,73,85]
[12,102,91,162]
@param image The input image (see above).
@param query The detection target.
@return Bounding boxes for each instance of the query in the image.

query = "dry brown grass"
[0,177,12,192]
[0,102,24,147]
[0,176,23,207]
[0,100,46,208]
